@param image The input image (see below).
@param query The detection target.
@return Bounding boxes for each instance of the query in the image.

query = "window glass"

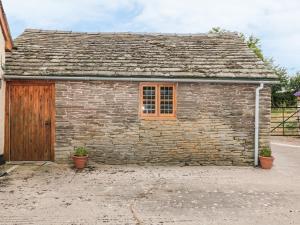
[160,86,173,114]
[142,86,156,114]
[140,83,176,118]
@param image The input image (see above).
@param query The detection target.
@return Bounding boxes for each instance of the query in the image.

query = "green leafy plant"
[260,148,272,157]
[74,147,88,157]
[209,27,300,108]
[285,122,298,130]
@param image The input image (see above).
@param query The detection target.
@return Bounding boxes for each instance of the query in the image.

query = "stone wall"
[55,81,271,166]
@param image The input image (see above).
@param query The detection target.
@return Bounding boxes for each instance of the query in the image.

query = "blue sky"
[3,0,299,74]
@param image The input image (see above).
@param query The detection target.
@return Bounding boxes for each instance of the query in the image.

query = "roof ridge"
[8,28,275,80]
[23,28,239,37]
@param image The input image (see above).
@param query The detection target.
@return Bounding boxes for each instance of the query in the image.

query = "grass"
[271,107,300,135]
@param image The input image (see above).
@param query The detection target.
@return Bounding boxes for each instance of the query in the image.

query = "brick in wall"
[55,81,271,166]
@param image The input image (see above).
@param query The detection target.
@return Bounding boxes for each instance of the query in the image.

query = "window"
[140,83,176,119]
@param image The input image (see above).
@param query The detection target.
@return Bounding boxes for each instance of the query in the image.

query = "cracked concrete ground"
[0,137,300,225]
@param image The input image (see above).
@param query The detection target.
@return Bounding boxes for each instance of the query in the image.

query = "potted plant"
[259,147,274,169]
[72,147,88,169]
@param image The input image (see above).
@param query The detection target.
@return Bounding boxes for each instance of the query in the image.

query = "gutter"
[254,83,264,166]
[4,75,279,166]
[4,75,279,84]
[4,75,273,167]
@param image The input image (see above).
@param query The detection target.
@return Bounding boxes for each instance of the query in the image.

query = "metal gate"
[271,107,300,136]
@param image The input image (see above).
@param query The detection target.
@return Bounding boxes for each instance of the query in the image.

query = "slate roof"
[5,29,276,80]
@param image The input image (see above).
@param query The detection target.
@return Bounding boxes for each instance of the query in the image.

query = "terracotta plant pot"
[72,155,88,169]
[259,156,274,169]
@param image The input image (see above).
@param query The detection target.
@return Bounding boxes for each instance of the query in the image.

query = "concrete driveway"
[0,137,300,225]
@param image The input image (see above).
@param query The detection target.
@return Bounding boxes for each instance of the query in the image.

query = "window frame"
[139,82,177,119]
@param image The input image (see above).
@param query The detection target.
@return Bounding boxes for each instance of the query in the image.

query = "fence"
[271,107,300,136]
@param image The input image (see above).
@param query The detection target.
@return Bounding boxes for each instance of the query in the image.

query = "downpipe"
[254,83,264,166]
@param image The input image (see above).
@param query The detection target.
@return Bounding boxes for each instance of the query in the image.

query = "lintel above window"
[139,83,176,119]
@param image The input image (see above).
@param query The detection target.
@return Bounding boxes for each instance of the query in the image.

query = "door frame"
[4,80,56,161]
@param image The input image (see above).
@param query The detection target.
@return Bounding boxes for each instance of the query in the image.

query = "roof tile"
[5,29,276,80]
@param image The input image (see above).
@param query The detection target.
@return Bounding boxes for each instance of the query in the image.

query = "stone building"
[3,29,277,165]
[0,0,13,165]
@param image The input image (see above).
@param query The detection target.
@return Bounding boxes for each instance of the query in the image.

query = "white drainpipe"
[254,83,264,166]
[4,74,273,166]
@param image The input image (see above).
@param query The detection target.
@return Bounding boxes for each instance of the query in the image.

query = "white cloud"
[2,0,300,72]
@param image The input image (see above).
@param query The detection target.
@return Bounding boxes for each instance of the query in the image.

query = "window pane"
[160,86,173,114]
[142,86,156,114]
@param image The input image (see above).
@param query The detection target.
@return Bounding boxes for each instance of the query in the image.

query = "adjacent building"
[0,0,13,164]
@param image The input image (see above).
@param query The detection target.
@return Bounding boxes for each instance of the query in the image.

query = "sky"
[2,0,299,74]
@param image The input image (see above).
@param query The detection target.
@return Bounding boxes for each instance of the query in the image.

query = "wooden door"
[5,82,55,161]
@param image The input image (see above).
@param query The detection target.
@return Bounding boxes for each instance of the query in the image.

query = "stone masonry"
[55,81,271,166]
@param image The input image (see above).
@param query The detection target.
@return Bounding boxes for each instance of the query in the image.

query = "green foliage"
[209,27,264,61]
[289,72,300,93]
[209,27,227,34]
[272,91,297,107]
[246,35,264,61]
[74,147,88,156]
[209,27,299,107]
[270,66,300,107]
[269,61,296,107]
[285,122,298,130]
[239,33,264,61]
[260,148,272,157]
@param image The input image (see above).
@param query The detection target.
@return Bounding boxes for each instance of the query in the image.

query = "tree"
[209,27,264,61]
[240,34,264,61]
[289,72,300,92]
[269,62,294,107]
[209,27,297,107]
